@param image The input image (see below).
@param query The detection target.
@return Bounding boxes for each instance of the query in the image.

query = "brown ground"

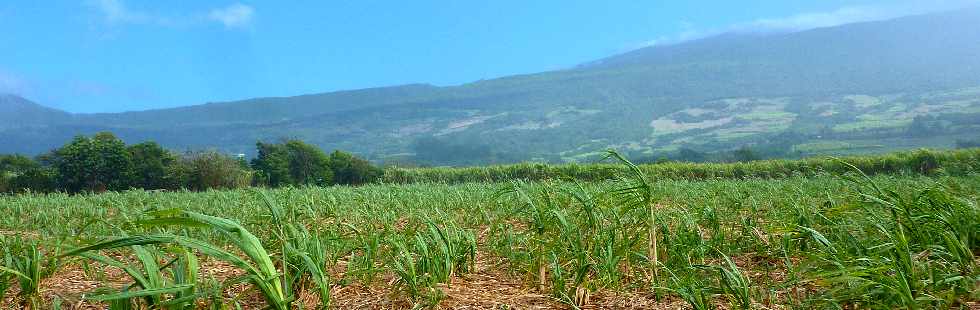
[1,250,687,310]
[6,251,975,309]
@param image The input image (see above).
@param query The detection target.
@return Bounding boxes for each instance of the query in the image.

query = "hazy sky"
[1,0,978,113]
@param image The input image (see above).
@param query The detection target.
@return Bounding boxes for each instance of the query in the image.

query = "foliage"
[252,140,334,187]
[252,142,292,187]
[8,167,58,193]
[127,141,175,190]
[731,146,760,162]
[328,150,382,186]
[5,11,980,162]
[1,161,979,307]
[0,133,390,194]
[175,151,253,191]
[0,154,39,173]
[383,148,980,184]
[0,240,62,309]
[50,132,134,193]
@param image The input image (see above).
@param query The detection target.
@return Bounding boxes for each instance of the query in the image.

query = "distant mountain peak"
[0,93,24,100]
[3,8,980,161]
[0,95,71,131]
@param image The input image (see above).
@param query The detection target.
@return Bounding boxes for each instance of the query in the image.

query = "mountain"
[3,8,980,163]
[0,94,71,130]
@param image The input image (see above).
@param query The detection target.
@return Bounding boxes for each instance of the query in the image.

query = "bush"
[176,151,253,191]
[128,142,175,190]
[50,132,134,193]
[0,172,11,193]
[9,168,58,193]
[381,148,980,184]
[329,150,382,185]
[252,140,333,187]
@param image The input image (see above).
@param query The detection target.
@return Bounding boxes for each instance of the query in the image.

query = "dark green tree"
[181,151,252,191]
[252,140,333,187]
[0,154,42,193]
[52,132,134,192]
[0,154,39,173]
[328,150,381,186]
[251,142,291,187]
[127,141,175,190]
[732,146,760,162]
[284,140,333,186]
[9,167,58,193]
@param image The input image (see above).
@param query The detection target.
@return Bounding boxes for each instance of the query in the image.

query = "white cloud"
[91,0,148,24]
[633,29,706,50]
[739,6,891,32]
[88,0,254,29]
[733,0,979,33]
[208,3,254,28]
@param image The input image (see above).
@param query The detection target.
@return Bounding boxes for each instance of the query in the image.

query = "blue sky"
[1,0,977,113]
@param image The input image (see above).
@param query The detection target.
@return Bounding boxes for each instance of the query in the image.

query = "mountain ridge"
[0,94,71,130]
[4,8,980,163]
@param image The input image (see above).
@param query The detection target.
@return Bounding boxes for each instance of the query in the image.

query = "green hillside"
[0,94,71,130]
[2,8,980,164]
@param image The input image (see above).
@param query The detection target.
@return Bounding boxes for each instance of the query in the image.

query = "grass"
[382,148,980,184]
[0,151,978,308]
[0,240,62,310]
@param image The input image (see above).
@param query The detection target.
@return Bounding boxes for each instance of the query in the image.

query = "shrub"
[9,168,58,193]
[50,132,134,193]
[252,140,333,187]
[329,150,382,185]
[127,142,175,190]
[176,151,253,191]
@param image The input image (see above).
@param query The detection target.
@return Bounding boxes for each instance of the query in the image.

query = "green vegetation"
[253,140,335,187]
[1,151,978,308]
[4,9,980,164]
[382,148,980,184]
[0,133,381,194]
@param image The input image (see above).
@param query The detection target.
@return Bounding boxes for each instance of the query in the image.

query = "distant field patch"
[833,118,912,132]
[650,117,733,134]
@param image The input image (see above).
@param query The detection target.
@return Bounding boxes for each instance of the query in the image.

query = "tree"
[252,142,291,187]
[284,140,333,186]
[128,141,175,190]
[180,151,252,191]
[732,146,760,162]
[9,167,58,193]
[52,132,134,192]
[0,154,39,173]
[0,154,42,193]
[251,140,333,187]
[328,150,381,185]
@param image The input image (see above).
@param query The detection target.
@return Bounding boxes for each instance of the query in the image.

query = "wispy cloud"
[88,0,254,29]
[209,3,254,28]
[739,6,892,32]
[636,0,980,48]
[734,0,979,32]
[91,0,148,24]
[633,24,706,50]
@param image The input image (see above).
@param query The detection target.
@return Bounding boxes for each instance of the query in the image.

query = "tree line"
[0,132,382,194]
